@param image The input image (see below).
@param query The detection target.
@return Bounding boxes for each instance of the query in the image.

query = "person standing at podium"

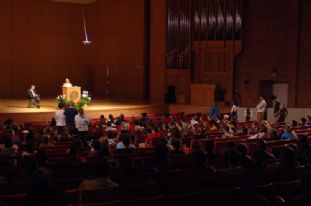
[63,78,73,87]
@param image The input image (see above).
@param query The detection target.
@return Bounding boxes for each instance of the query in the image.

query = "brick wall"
[235,0,308,107]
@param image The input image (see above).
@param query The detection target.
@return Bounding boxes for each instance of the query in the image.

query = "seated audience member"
[97,115,106,126]
[222,125,234,138]
[79,157,118,190]
[38,134,54,148]
[273,147,300,181]
[153,143,173,171]
[106,114,115,125]
[112,156,137,184]
[306,115,311,125]
[24,168,68,206]
[27,84,40,108]
[0,134,18,156]
[288,171,311,206]
[184,150,215,178]
[205,140,219,160]
[116,134,135,151]
[55,103,66,135]
[120,120,130,133]
[2,118,20,132]
[170,136,183,154]
[300,117,307,125]
[64,102,78,127]
[236,143,253,168]
[100,138,111,158]
[291,120,298,127]
[68,142,87,163]
[281,124,297,139]
[22,142,36,158]
[257,140,275,160]
[115,113,125,125]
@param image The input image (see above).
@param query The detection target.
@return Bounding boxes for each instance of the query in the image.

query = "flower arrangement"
[56,94,91,110]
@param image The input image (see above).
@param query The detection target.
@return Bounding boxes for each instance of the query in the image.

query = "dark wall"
[236,0,300,107]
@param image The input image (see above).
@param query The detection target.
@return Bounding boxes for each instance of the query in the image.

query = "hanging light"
[82,5,91,45]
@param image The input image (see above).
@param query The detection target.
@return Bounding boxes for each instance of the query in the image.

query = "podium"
[62,86,81,103]
[190,84,216,106]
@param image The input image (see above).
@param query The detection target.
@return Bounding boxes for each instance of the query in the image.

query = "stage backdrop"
[0,0,146,100]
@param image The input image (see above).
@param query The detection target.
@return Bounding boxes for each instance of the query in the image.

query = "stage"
[0,99,169,124]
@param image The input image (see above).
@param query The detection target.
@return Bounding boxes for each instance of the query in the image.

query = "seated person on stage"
[27,85,40,108]
[62,78,73,87]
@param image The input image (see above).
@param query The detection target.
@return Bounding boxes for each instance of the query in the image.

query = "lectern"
[190,84,216,106]
[62,86,81,103]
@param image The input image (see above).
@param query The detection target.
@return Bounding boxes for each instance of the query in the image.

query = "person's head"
[291,120,298,127]
[120,134,130,147]
[301,117,307,125]
[259,96,264,101]
[300,171,311,195]
[280,146,298,168]
[58,103,64,109]
[65,78,70,83]
[99,115,105,120]
[227,141,236,149]
[79,108,84,116]
[30,85,35,90]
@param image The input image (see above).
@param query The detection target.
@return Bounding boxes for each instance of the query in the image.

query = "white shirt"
[63,83,72,87]
[55,109,66,126]
[256,100,267,113]
[75,114,89,131]
[231,105,237,113]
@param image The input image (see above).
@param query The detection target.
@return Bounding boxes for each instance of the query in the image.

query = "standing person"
[64,102,78,128]
[230,101,238,122]
[208,102,220,121]
[272,95,281,121]
[55,103,66,135]
[27,85,40,108]
[245,108,252,122]
[256,96,267,122]
[277,104,288,123]
[75,109,89,143]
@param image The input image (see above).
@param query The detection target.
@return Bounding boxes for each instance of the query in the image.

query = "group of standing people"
[229,95,288,123]
[255,95,288,123]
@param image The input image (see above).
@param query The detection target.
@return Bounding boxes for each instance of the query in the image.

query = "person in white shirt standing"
[75,109,90,143]
[55,103,66,135]
[256,96,267,122]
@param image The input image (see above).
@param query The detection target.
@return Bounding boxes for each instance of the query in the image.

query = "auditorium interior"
[1,0,311,205]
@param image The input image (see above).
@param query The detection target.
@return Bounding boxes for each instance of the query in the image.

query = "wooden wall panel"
[0,0,11,30]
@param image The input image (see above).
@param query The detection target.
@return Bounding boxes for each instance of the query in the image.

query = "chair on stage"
[27,93,38,108]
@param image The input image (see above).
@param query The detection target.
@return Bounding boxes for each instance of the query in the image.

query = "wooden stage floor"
[0,99,168,124]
